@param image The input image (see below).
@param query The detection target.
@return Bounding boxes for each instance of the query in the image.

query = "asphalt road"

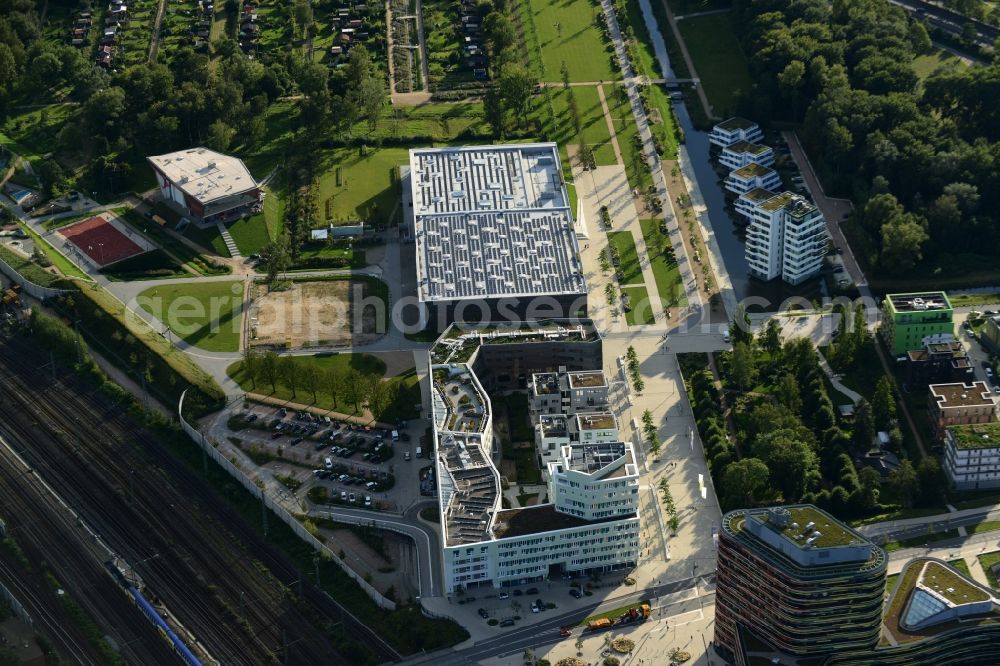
[397,575,713,666]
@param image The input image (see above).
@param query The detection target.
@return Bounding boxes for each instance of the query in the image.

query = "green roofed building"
[714,505,1000,666]
[714,505,887,665]
[881,292,954,356]
[944,421,1000,490]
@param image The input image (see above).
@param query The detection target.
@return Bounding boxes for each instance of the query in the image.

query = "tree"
[857,466,882,512]
[729,303,753,346]
[887,459,918,508]
[776,373,802,413]
[880,216,929,273]
[721,458,770,508]
[729,341,757,390]
[326,367,342,408]
[259,351,280,392]
[260,236,290,282]
[497,62,534,128]
[343,369,364,411]
[871,376,896,431]
[205,119,236,151]
[778,59,806,119]
[242,348,260,389]
[291,0,314,38]
[280,356,298,397]
[852,400,874,449]
[760,318,782,356]
[916,457,946,507]
[301,363,321,402]
[753,429,818,502]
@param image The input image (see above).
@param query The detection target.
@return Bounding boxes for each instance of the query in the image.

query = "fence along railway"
[0,336,378,665]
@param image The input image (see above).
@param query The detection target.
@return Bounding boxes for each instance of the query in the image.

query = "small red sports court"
[61,215,145,267]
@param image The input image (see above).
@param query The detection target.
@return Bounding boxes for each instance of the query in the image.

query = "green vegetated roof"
[765,505,864,549]
[920,561,992,605]
[733,162,773,178]
[949,421,1000,449]
[726,140,770,155]
[741,188,776,203]
[759,191,796,212]
[717,117,757,131]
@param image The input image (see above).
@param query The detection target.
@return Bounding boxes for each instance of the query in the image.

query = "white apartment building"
[535,412,619,468]
[725,163,781,196]
[719,140,775,171]
[944,422,1000,490]
[709,117,764,148]
[530,369,609,415]
[744,191,827,285]
[435,360,639,593]
[735,187,776,221]
[547,442,640,521]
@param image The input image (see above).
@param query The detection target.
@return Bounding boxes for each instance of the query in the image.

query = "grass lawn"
[314,147,408,228]
[912,48,966,81]
[16,223,89,280]
[884,573,899,600]
[882,528,960,552]
[227,355,422,423]
[181,222,230,257]
[100,249,189,281]
[676,11,751,117]
[608,231,645,285]
[0,244,70,288]
[947,292,1000,308]
[968,519,1000,536]
[640,219,687,309]
[548,85,618,166]
[948,558,972,578]
[581,599,650,625]
[623,0,680,159]
[622,285,656,325]
[980,551,1000,590]
[527,0,619,82]
[119,210,231,275]
[605,83,653,191]
[137,281,243,352]
[225,183,285,255]
[0,104,75,161]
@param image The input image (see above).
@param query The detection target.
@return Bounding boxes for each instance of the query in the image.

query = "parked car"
[499,618,515,627]
[569,588,582,599]
[478,608,489,619]
[498,592,509,600]
[525,587,539,595]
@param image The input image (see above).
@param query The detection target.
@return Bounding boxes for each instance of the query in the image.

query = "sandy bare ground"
[249,281,382,348]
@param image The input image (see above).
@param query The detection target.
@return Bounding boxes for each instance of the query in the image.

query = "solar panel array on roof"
[410,144,586,303]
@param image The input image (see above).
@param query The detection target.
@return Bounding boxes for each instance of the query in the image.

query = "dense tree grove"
[734,0,1000,278]
[0,0,386,199]
[688,326,942,518]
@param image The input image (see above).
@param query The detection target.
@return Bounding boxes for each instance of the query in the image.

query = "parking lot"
[224,404,430,512]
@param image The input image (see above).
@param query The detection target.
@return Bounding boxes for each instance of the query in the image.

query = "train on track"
[104,558,218,666]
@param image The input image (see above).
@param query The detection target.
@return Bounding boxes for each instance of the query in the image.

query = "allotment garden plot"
[249,280,386,348]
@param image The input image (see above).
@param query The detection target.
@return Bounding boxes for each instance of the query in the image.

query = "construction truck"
[616,604,651,625]
[2,287,20,307]
[586,618,613,632]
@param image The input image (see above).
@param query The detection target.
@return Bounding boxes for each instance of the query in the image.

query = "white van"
[324,457,333,469]
[391,430,400,441]
[415,446,423,458]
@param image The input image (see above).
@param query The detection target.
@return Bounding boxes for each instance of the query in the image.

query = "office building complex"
[530,369,609,414]
[928,382,997,440]
[430,322,639,593]
[709,118,764,148]
[944,421,1000,490]
[715,504,1000,666]
[408,144,587,324]
[743,191,827,285]
[881,292,954,356]
[714,505,887,665]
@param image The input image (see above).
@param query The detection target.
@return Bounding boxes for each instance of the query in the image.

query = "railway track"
[0,435,176,665]
[0,339,360,665]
